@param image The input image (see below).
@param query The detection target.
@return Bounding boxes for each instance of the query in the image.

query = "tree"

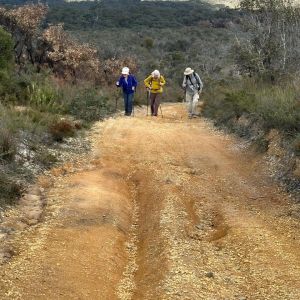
[42,24,101,82]
[0,27,13,97]
[0,4,48,65]
[0,27,13,70]
[234,0,300,80]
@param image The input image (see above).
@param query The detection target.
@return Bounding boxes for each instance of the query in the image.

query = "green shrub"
[254,86,300,131]
[27,82,64,113]
[203,78,300,132]
[67,88,110,122]
[0,27,13,70]
[143,37,154,49]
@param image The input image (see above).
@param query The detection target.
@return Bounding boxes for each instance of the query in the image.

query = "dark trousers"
[123,92,134,115]
[150,93,161,116]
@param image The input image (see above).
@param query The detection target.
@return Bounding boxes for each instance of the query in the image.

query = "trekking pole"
[159,103,163,118]
[115,90,120,113]
[146,90,149,116]
[132,97,135,117]
[146,89,150,116]
[182,88,186,103]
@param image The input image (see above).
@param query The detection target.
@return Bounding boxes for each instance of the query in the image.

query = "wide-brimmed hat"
[152,70,160,77]
[122,67,130,75]
[184,67,194,75]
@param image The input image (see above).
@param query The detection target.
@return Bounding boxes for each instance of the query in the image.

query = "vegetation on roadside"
[202,0,300,189]
[0,4,118,206]
[1,0,300,204]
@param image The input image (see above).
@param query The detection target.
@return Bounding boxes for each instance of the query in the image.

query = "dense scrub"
[203,79,300,133]
[46,0,238,30]
[71,26,237,88]
[0,24,115,206]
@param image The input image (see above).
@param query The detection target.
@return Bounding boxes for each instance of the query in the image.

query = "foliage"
[27,81,63,113]
[103,57,137,84]
[0,3,48,66]
[0,3,47,33]
[46,0,238,30]
[49,119,75,142]
[0,127,16,160]
[0,4,100,83]
[67,88,111,122]
[203,78,300,132]
[234,0,300,79]
[0,167,23,206]
[42,24,101,82]
[71,25,236,90]
[0,26,13,69]
[143,38,154,50]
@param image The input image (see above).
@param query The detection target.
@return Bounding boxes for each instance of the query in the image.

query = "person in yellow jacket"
[144,70,166,116]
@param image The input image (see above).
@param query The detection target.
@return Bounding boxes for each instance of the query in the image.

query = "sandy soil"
[0,104,299,300]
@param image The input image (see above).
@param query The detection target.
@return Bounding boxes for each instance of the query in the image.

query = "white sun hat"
[184,67,194,75]
[152,70,160,77]
[122,67,130,75]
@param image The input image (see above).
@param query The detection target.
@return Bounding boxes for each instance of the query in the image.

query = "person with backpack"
[116,67,138,116]
[144,70,166,116]
[182,67,203,118]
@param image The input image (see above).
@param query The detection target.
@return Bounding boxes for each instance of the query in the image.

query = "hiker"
[116,67,138,116]
[144,70,166,116]
[182,67,203,118]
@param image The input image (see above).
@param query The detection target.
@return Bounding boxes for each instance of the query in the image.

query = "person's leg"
[150,93,155,115]
[123,92,129,115]
[185,92,193,118]
[154,93,160,116]
[127,93,133,115]
[192,93,199,116]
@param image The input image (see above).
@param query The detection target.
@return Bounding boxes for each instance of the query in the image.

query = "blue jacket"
[116,75,138,94]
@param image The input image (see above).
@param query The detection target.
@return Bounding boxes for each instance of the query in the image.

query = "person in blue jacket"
[116,67,138,116]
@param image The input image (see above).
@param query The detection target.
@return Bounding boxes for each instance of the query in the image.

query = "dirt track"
[1,104,300,299]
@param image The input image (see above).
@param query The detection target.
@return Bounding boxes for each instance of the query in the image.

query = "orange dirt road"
[1,104,300,300]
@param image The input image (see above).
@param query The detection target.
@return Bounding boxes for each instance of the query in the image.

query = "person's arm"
[160,76,166,86]
[182,76,187,89]
[132,76,138,91]
[195,73,203,92]
[116,77,123,87]
[144,75,152,89]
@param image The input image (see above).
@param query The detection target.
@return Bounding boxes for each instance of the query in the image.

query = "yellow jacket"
[144,75,166,94]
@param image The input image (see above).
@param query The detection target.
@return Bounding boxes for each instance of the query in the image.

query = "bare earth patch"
[0,104,299,299]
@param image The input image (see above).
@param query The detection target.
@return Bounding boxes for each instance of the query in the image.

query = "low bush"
[0,168,23,207]
[254,87,300,131]
[27,82,63,114]
[49,119,75,142]
[0,127,16,161]
[293,134,300,156]
[203,78,300,133]
[67,88,111,122]
[34,149,58,168]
